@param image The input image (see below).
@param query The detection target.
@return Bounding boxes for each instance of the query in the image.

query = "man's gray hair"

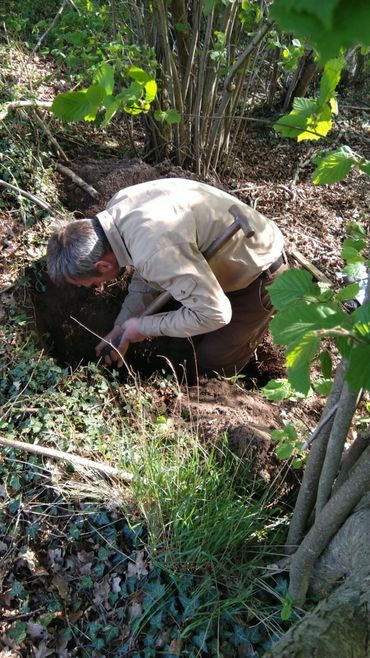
[47,217,111,285]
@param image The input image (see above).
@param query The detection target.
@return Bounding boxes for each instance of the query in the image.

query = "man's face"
[66,253,120,288]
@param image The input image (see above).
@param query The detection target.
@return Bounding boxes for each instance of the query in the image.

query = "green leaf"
[320,349,333,377]
[145,79,157,103]
[261,378,305,400]
[268,269,320,310]
[51,91,94,122]
[102,98,121,126]
[346,344,370,391]
[352,304,370,340]
[342,237,367,255]
[281,593,293,621]
[318,57,344,105]
[154,109,181,124]
[345,220,367,239]
[313,377,333,395]
[84,84,106,120]
[340,245,365,263]
[270,0,370,63]
[8,621,27,643]
[312,146,356,184]
[342,262,367,279]
[276,443,294,459]
[128,66,151,85]
[288,361,311,395]
[93,62,115,95]
[286,331,320,368]
[360,161,370,176]
[270,303,339,346]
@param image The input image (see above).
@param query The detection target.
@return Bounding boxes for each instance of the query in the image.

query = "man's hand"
[95,318,147,368]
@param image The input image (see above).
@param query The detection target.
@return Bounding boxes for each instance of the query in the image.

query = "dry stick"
[0,179,63,218]
[288,443,370,605]
[285,360,347,555]
[0,100,52,120]
[55,163,100,199]
[302,403,338,450]
[31,0,69,54]
[33,109,69,162]
[0,436,133,482]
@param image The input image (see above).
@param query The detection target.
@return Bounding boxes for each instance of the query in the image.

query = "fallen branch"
[288,246,333,286]
[0,436,133,482]
[0,100,52,121]
[55,163,100,199]
[0,179,63,217]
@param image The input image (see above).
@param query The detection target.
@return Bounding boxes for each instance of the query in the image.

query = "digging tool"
[99,204,255,360]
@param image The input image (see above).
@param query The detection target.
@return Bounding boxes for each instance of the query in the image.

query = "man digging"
[47,178,287,376]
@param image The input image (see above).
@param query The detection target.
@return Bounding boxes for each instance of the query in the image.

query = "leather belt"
[262,252,287,277]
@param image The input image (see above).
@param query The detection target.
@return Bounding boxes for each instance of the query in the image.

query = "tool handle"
[99,335,128,360]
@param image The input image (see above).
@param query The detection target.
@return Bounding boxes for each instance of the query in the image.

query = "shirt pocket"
[169,277,198,303]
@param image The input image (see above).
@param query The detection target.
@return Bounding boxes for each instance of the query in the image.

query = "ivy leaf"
[268,269,320,310]
[8,621,27,643]
[93,62,115,95]
[312,146,356,184]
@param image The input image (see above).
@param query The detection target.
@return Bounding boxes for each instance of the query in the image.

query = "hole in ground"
[31,268,287,387]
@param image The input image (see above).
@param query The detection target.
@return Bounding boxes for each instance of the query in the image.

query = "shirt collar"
[96,210,133,266]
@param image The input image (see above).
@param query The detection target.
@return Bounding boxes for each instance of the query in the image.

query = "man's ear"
[95,259,114,274]
[95,251,118,274]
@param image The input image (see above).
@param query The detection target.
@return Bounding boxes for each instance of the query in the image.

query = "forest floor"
[1,49,370,657]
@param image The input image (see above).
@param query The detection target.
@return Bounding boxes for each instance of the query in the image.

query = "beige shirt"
[97,178,284,338]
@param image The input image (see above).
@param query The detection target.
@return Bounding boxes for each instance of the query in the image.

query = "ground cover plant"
[1,1,370,656]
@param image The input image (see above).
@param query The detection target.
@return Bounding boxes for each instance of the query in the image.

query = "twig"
[302,404,338,450]
[288,247,333,286]
[0,436,133,482]
[0,100,52,121]
[33,109,69,162]
[55,163,100,199]
[31,0,69,54]
[0,179,63,217]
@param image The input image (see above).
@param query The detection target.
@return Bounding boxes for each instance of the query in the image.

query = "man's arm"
[114,271,161,326]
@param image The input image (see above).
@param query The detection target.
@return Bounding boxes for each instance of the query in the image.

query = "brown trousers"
[194,261,288,376]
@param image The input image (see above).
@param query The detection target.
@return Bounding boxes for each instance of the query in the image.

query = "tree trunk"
[263,567,370,658]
